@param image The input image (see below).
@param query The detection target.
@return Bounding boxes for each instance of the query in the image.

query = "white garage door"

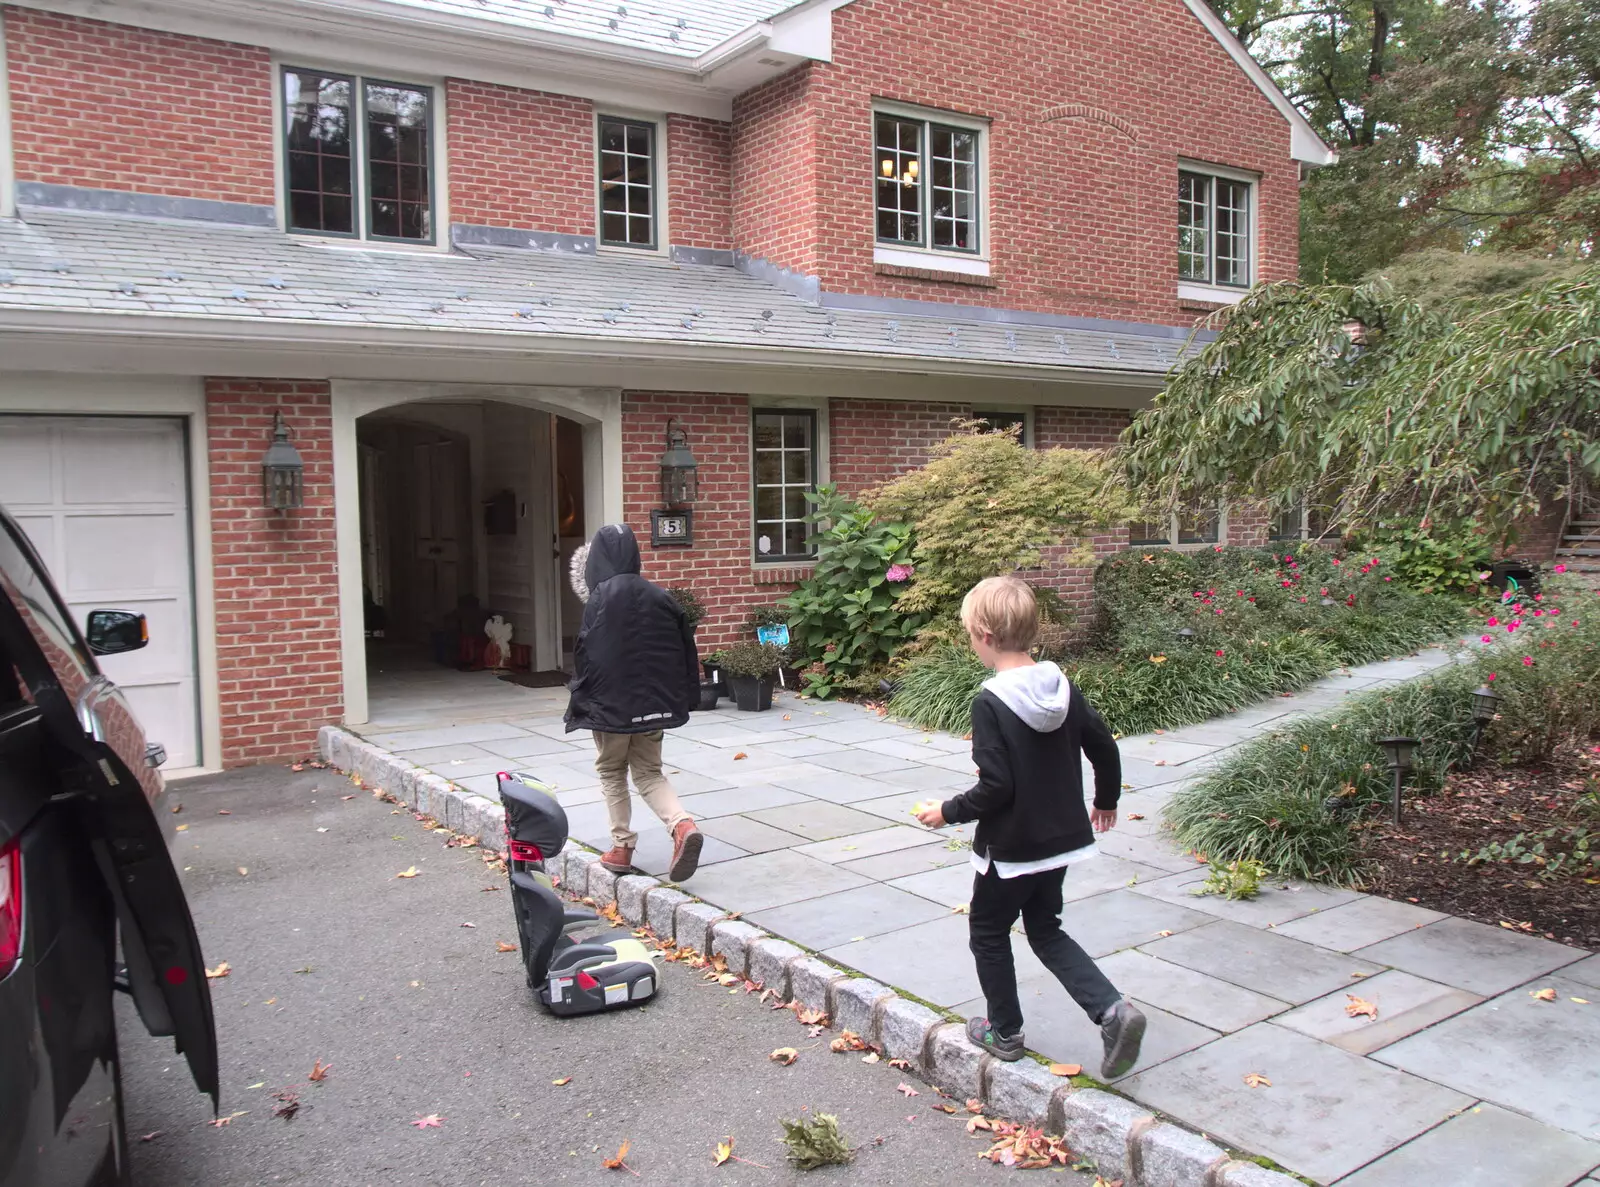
[0,415,199,769]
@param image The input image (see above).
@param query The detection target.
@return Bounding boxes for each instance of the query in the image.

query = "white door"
[411,438,464,631]
[0,416,200,768]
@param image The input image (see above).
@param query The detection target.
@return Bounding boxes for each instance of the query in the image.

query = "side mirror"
[86,610,148,656]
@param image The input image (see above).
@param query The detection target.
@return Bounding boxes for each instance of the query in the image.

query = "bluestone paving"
[1273,895,1447,952]
[747,883,950,950]
[1272,969,1483,1055]
[351,644,1594,1184]
[1096,949,1290,1033]
[1352,915,1587,996]
[1331,1103,1600,1187]
[1121,1024,1474,1185]
[1141,919,1385,1003]
[1375,975,1600,1136]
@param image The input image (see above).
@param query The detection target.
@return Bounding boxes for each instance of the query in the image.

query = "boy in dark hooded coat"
[565,524,704,880]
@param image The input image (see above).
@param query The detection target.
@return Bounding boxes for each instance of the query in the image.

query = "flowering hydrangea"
[885,563,914,583]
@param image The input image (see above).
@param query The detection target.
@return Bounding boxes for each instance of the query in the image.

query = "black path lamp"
[261,412,304,513]
[1470,684,1500,749]
[1321,597,1337,609]
[1375,736,1419,825]
[1175,627,1196,643]
[659,420,699,509]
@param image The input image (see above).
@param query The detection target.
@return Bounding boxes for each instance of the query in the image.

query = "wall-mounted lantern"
[650,420,698,548]
[261,412,305,513]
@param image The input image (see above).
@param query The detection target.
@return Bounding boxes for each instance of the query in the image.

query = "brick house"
[0,0,1333,771]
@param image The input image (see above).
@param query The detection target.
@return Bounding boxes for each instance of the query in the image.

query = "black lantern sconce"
[1375,735,1419,825]
[650,420,698,548]
[1470,684,1500,749]
[261,412,305,513]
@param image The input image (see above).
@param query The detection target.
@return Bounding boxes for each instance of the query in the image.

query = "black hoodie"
[564,524,700,734]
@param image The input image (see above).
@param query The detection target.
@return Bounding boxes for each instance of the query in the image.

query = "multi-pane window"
[1271,498,1341,541]
[598,117,656,249]
[875,113,979,253]
[975,412,1028,446]
[1178,170,1251,287]
[1130,508,1223,547]
[752,411,817,563]
[282,68,433,243]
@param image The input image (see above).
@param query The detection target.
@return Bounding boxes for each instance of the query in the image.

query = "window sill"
[295,237,463,259]
[751,563,814,585]
[874,246,991,278]
[1177,282,1248,307]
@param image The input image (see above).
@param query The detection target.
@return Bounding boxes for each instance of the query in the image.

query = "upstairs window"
[282,68,434,243]
[598,117,657,249]
[875,112,981,254]
[1178,168,1252,288]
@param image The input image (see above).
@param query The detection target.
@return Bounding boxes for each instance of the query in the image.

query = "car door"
[0,509,217,1105]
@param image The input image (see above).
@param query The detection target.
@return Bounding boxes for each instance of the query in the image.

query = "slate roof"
[381,0,805,56]
[0,208,1196,378]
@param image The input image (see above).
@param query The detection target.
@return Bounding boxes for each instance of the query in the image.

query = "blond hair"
[960,575,1039,653]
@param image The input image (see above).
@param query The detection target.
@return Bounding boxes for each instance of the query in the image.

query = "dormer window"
[598,116,658,249]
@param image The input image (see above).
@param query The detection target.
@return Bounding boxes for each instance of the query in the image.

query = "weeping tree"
[1119,270,1600,539]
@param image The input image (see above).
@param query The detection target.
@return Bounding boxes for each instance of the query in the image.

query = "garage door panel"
[0,424,54,504]
[115,680,195,758]
[61,423,186,505]
[9,513,62,576]
[62,512,190,595]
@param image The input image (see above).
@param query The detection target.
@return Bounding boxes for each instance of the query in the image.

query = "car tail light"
[0,840,20,978]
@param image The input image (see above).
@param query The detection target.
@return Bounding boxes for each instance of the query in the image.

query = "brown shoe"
[668,820,704,882]
[600,845,635,874]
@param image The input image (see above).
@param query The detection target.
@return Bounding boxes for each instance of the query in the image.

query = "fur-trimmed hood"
[569,543,590,603]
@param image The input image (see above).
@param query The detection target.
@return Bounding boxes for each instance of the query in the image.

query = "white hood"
[983,661,1070,732]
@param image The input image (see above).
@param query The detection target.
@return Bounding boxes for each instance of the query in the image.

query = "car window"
[0,516,97,690]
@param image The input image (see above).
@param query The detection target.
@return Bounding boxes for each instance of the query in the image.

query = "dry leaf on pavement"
[1345,995,1379,1020]
[307,1060,331,1082]
[950,903,971,915]
[175,824,189,832]
[1531,988,1558,1001]
[889,1058,913,1070]
[896,1083,919,1097]
[861,1052,880,1064]
[411,1114,443,1129]
[1572,998,1590,1005]
[966,1098,983,1113]
[1049,1063,1081,1077]
[602,1140,632,1170]
[496,941,518,953]
[138,1132,162,1143]
[795,1006,828,1026]
[1243,1072,1272,1088]
[204,962,230,980]
[732,752,747,760]
[271,1090,301,1121]
[1128,813,1145,821]
[395,867,420,879]
[770,1047,799,1066]
[552,1076,572,1086]
[714,1138,734,1166]
[237,867,248,876]
[933,1102,957,1114]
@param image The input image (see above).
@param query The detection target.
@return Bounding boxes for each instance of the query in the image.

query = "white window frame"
[594,110,670,255]
[872,101,990,276]
[1128,506,1229,551]
[272,59,448,251]
[1176,159,1257,304]
[749,397,830,565]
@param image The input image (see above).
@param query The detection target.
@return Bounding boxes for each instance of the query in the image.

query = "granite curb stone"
[565,849,604,898]
[879,996,944,1068]
[674,900,728,955]
[1135,1122,1231,1187]
[981,1058,1060,1124]
[644,886,693,939]
[1214,1162,1301,1187]
[928,1023,988,1097]
[709,920,767,978]
[833,977,895,1041]
[1058,1089,1152,1181]
[615,875,658,926]
[789,955,849,1014]
[749,937,806,998]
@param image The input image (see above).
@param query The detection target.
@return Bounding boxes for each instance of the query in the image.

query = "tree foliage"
[1120,270,1600,534]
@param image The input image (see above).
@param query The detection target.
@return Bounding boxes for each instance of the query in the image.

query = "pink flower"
[1481,635,1493,643]
[1320,588,1329,596]
[1487,617,1499,627]
[1299,596,1308,603]
[1332,558,1342,565]
[1506,622,1519,633]
[1533,609,1544,617]
[1284,554,1294,563]
[1555,563,1568,573]
[1215,649,1225,657]
[1514,604,1524,615]
[1213,544,1224,552]
[1551,608,1562,616]
[1281,580,1292,588]
[1535,593,1544,602]
[1487,672,1497,682]
[885,563,914,583]
[1384,576,1392,581]
[1523,656,1534,667]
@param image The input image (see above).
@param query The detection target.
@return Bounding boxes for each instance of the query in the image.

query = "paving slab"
[1121,1023,1473,1185]
[848,790,952,824]
[769,770,914,805]
[367,720,532,750]
[394,742,502,766]
[805,747,922,776]
[1057,889,1216,958]
[1140,919,1385,1003]
[1126,736,1224,766]
[679,848,872,914]
[396,754,508,780]
[957,981,1221,1083]
[836,841,969,881]
[1096,949,1290,1033]
[748,735,854,759]
[1352,916,1587,996]
[1332,1103,1600,1187]
[853,737,969,763]
[794,825,936,864]
[1565,954,1600,990]
[475,733,592,760]
[621,826,750,878]
[1095,830,1205,872]
[1129,868,1363,927]
[863,764,977,793]
[1273,895,1446,952]
[747,883,950,951]
[1375,974,1600,1137]
[1272,969,1482,1055]
[745,800,903,841]
[888,863,976,908]
[1061,855,1170,902]
[823,914,1048,1007]
[695,814,808,854]
[790,718,915,745]
[676,784,812,819]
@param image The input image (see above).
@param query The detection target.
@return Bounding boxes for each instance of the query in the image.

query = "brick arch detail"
[1038,104,1142,143]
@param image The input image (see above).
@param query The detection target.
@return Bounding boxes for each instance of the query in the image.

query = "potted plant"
[718,642,785,712]
[744,604,802,687]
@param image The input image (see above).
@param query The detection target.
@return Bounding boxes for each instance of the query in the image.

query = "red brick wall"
[4,7,274,205]
[729,0,1299,327]
[206,379,343,767]
[731,66,820,275]
[667,114,733,251]
[829,399,966,496]
[446,79,595,234]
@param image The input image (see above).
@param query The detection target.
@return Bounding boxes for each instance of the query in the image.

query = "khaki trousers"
[593,730,689,848]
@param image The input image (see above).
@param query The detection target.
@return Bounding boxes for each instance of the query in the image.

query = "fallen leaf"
[889,1058,913,1070]
[1048,1063,1082,1077]
[496,941,518,953]
[411,1114,443,1129]
[1350,971,1371,979]
[770,1047,799,1066]
[342,794,356,800]
[1156,929,1174,937]
[861,1052,880,1064]
[316,827,329,833]
[237,867,248,876]
[217,809,231,815]
[205,962,231,980]
[170,804,182,814]
[602,1140,631,1170]
[967,1115,991,1134]
[553,1076,572,1086]
[1572,998,1590,1005]
[395,866,420,879]
[1128,813,1146,821]
[795,1006,828,1026]
[263,998,276,1005]
[272,1090,301,1120]
[175,824,189,832]
[308,1060,332,1082]
[950,903,971,915]
[1243,1072,1272,1088]
[714,1138,734,1166]
[1345,995,1379,1021]
[1531,988,1558,1002]
[733,752,748,760]
[896,1082,920,1097]
[933,1102,958,1114]
[138,1131,162,1142]
[293,966,313,975]
[207,1112,247,1128]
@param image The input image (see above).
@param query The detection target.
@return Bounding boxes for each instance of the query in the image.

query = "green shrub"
[783,486,925,698]
[1341,518,1495,596]
[667,586,706,627]
[888,644,989,735]
[716,642,785,679]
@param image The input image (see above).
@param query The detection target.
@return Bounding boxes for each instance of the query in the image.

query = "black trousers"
[968,863,1122,1038]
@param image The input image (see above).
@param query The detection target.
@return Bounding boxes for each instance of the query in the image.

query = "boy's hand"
[1090,809,1117,833]
[915,804,946,828]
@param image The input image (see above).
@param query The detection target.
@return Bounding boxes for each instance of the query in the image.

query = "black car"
[0,504,217,1187]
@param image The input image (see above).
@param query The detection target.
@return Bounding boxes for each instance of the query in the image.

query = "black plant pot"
[695,681,721,711]
[729,674,775,712]
[702,661,724,687]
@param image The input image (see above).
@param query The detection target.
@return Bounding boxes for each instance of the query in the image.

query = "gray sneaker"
[1099,1000,1146,1079]
[966,1016,1025,1062]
